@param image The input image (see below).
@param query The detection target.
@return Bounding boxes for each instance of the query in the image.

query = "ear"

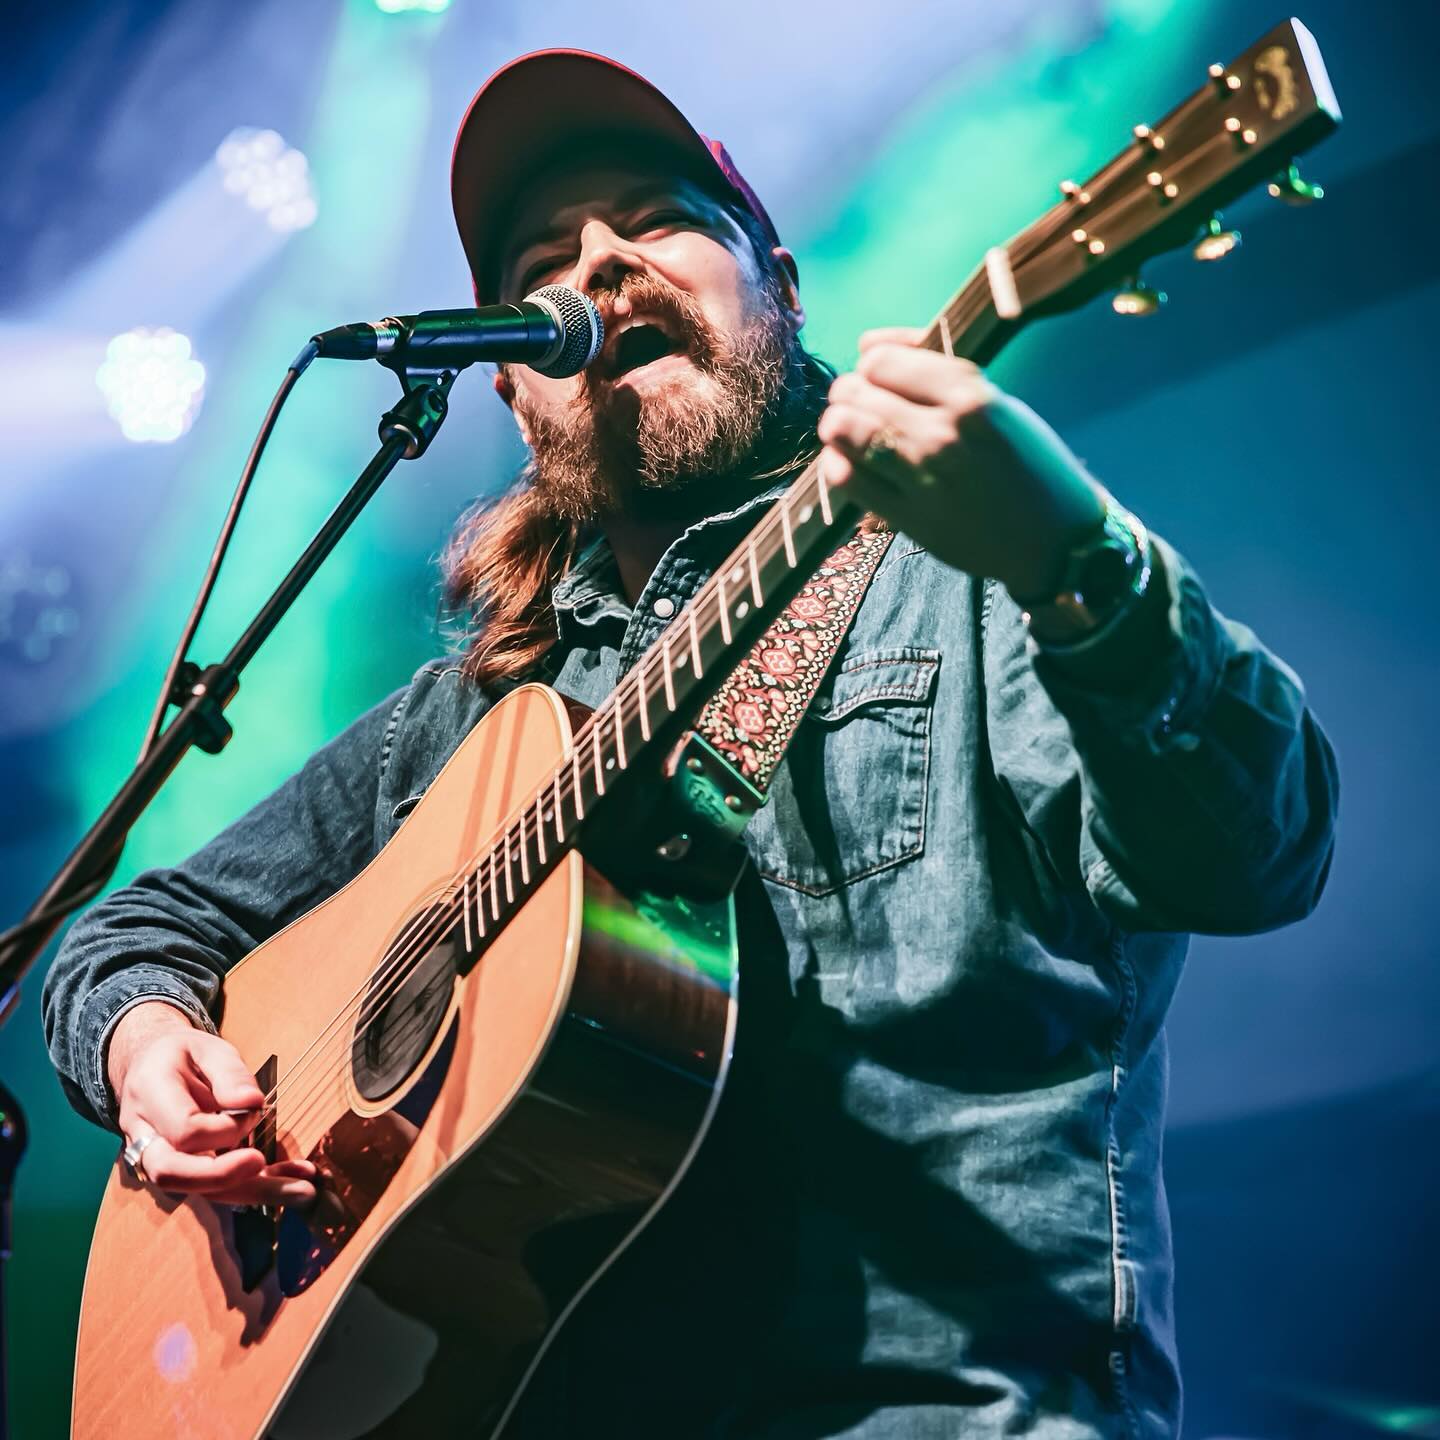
[493,367,533,446]
[770,246,805,332]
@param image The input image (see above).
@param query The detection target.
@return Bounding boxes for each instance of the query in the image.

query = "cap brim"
[452,50,732,302]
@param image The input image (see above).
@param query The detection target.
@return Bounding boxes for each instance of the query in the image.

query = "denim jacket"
[43,483,1337,1439]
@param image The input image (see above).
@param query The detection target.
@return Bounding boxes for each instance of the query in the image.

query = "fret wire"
[717,568,732,644]
[613,694,627,767]
[517,824,529,884]
[780,500,797,566]
[662,638,676,710]
[591,722,606,795]
[747,538,764,606]
[488,850,500,921]
[502,835,514,904]
[533,799,546,865]
[817,470,833,525]
[551,777,565,842]
[570,748,585,820]
[636,660,651,740]
[688,606,703,675]
[462,873,473,952]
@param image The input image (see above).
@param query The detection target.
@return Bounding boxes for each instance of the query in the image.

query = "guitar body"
[72,683,739,1439]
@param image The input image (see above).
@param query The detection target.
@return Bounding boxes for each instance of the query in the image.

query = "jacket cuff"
[1025,534,1229,755]
[80,970,217,1131]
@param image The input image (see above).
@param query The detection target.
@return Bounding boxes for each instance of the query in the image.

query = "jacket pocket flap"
[809,647,940,723]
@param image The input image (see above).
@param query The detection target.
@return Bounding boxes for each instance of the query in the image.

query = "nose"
[575,218,644,295]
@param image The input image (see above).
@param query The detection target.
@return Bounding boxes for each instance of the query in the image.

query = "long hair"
[442,211,835,689]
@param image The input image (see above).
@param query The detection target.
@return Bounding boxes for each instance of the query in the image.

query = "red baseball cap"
[450,49,786,304]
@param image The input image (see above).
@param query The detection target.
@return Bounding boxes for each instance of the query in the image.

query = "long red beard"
[512,271,799,524]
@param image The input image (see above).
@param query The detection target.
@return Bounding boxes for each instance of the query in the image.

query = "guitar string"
[245,125,1229,1143]
[261,468,852,1134]
[249,474,848,1137]
[249,191,1100,1141]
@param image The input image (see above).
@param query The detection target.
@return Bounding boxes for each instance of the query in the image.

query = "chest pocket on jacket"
[750,647,939,896]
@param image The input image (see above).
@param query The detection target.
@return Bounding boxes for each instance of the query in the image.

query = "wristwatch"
[1015,499,1152,651]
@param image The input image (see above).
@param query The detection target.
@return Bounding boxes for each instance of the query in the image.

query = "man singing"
[44,50,1338,1438]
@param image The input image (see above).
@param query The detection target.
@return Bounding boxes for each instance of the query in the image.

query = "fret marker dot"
[730,565,744,585]
[735,601,750,619]
[605,757,615,770]
[799,504,814,524]
[652,597,675,618]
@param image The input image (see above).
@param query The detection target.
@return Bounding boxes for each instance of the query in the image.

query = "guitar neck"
[447,14,1341,952]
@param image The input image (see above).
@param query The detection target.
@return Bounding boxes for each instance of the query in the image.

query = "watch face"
[1076,539,1136,607]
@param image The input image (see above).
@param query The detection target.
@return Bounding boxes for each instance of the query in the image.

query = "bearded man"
[43,50,1338,1440]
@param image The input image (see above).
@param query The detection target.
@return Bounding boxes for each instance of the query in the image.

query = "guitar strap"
[696,526,894,798]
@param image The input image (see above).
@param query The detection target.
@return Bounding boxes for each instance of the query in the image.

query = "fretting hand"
[818,328,1108,600]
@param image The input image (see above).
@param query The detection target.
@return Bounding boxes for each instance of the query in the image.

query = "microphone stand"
[0,362,457,1440]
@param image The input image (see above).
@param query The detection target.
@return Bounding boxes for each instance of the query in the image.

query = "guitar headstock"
[937,18,1341,361]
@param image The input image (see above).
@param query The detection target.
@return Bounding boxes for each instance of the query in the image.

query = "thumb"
[190,1034,265,1111]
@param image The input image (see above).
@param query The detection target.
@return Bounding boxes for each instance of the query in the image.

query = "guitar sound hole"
[351,904,461,1102]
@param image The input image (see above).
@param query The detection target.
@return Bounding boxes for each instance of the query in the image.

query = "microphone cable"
[135,340,320,762]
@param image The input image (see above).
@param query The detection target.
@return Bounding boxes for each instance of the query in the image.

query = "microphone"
[311,285,604,378]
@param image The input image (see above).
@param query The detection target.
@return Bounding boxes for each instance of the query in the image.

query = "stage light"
[94,327,206,444]
[0,552,78,664]
[374,0,449,12]
[215,127,318,233]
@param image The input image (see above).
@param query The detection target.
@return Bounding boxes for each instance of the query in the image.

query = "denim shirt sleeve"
[984,533,1339,936]
[40,683,412,1131]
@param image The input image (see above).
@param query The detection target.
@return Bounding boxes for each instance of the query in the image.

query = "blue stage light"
[94,327,206,444]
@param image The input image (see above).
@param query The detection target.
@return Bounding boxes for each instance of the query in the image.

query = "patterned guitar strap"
[694,526,894,801]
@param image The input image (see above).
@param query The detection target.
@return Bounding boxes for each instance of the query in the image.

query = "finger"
[819,400,935,478]
[187,1034,265,1112]
[856,342,987,407]
[825,372,940,442]
[820,445,904,508]
[134,1135,267,1194]
[205,1174,319,1209]
[858,326,927,351]
[168,1108,264,1155]
[122,1061,216,1147]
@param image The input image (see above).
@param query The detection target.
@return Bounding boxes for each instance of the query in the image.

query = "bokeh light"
[94,326,206,443]
[374,0,450,12]
[215,127,318,232]
[0,552,77,664]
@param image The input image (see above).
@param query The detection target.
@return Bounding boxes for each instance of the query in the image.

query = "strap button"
[652,597,676,618]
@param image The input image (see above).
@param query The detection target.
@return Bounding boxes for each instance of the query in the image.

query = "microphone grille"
[526,285,604,378]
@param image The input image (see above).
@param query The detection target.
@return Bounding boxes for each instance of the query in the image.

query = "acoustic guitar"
[72,22,1338,1437]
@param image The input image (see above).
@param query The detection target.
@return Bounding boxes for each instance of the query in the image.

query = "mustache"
[586,272,720,387]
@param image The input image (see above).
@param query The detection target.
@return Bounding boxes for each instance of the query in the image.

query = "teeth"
[612,313,674,341]
[606,312,680,374]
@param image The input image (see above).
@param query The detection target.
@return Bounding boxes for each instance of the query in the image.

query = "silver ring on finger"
[121,1130,159,1183]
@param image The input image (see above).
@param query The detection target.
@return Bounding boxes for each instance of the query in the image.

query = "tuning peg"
[1268,162,1325,204]
[1112,277,1167,316]
[1193,215,1242,262]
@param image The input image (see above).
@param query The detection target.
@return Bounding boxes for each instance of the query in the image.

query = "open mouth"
[609,321,686,377]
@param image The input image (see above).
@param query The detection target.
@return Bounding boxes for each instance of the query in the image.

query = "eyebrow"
[501,180,711,276]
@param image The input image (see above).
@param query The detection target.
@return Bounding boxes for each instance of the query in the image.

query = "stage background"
[2,1,1435,1435]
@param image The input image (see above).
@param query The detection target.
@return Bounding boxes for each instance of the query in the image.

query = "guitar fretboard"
[440,260,1010,963]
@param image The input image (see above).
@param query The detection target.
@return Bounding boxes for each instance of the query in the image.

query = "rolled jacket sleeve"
[41,686,407,1130]
[984,533,1339,936]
